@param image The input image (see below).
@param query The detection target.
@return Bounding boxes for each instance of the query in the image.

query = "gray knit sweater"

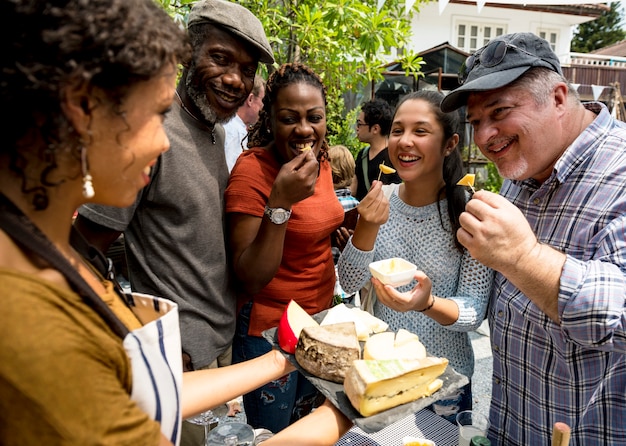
[337,187,493,378]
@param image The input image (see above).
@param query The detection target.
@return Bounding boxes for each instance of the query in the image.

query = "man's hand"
[457,190,539,275]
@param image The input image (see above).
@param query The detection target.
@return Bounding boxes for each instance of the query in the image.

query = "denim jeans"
[232,301,322,433]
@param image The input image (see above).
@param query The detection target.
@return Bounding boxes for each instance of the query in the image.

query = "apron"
[124,292,183,445]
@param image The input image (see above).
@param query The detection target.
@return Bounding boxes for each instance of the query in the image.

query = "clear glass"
[186,410,219,445]
[456,410,490,446]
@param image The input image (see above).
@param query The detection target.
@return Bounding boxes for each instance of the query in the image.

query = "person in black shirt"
[352,98,402,200]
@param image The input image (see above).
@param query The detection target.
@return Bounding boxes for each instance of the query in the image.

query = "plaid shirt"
[335,188,359,212]
[489,103,626,445]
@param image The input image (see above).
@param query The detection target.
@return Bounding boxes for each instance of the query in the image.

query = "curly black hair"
[1,0,191,209]
[247,63,330,162]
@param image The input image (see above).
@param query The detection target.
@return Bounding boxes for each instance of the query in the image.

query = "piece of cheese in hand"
[344,357,448,416]
[363,329,427,361]
[295,322,361,383]
[379,163,396,174]
[456,173,475,187]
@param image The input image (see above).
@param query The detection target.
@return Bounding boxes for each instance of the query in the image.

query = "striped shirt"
[489,103,626,445]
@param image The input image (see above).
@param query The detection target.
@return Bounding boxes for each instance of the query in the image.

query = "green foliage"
[571,2,626,53]
[483,161,503,193]
[154,0,424,156]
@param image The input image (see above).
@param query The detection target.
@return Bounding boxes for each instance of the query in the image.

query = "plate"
[262,309,469,433]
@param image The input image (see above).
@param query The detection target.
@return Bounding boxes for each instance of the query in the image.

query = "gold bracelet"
[417,295,435,312]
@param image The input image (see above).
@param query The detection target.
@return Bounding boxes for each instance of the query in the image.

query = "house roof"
[449,1,608,18]
[591,40,626,57]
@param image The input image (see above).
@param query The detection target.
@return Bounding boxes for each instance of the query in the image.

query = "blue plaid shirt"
[489,103,626,445]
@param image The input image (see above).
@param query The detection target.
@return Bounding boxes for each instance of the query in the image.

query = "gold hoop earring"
[81,146,95,199]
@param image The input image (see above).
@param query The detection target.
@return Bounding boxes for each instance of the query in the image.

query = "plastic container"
[369,258,417,287]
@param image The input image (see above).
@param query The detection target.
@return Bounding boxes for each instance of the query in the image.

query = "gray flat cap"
[188,0,274,65]
[441,32,562,112]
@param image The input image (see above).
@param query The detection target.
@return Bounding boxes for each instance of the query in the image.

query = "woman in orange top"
[225,63,344,433]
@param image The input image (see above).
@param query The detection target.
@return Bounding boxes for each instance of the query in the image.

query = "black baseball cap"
[441,32,563,112]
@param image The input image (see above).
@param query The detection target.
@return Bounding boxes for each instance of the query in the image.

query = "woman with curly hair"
[0,2,351,445]
[225,63,345,432]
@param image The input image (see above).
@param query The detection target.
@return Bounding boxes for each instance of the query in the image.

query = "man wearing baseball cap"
[445,32,626,445]
[75,2,275,442]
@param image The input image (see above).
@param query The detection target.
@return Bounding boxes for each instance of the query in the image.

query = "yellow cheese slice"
[456,173,475,187]
[344,358,448,416]
[379,163,396,175]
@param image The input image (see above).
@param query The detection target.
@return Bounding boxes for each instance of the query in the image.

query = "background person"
[352,98,402,200]
[441,32,626,445]
[338,90,493,422]
[328,144,360,304]
[223,75,266,172]
[225,63,344,433]
[75,0,273,373]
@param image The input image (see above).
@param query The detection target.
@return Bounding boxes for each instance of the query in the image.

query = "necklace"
[174,90,216,145]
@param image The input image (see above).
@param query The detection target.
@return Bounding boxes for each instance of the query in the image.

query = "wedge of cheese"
[350,307,388,334]
[344,358,448,417]
[295,322,361,383]
[321,303,370,341]
[456,173,475,187]
[363,329,426,361]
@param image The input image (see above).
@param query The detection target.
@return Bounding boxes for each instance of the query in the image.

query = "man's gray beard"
[185,66,236,125]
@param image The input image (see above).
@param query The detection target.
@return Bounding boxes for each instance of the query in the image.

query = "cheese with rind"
[295,322,361,383]
[344,358,448,416]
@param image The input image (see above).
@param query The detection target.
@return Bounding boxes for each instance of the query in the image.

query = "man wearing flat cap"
[76,2,274,440]
[444,32,626,445]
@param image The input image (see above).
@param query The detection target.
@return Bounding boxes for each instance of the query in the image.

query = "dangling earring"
[81,146,95,199]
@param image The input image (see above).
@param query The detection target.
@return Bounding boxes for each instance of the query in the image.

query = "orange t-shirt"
[225,148,344,335]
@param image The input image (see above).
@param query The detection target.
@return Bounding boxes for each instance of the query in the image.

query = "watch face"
[266,206,291,224]
[271,209,289,224]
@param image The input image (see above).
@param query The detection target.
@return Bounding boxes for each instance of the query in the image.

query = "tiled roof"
[450,1,608,18]
[591,40,626,57]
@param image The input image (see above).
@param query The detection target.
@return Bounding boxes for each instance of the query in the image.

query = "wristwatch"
[264,205,291,225]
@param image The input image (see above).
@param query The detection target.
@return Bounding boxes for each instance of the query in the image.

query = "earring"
[80,146,95,199]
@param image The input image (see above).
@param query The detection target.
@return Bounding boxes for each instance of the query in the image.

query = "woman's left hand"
[372,270,433,312]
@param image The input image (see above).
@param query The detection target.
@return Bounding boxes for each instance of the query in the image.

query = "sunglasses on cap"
[459,39,548,85]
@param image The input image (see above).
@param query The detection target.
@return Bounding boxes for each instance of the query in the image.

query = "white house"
[407,1,606,61]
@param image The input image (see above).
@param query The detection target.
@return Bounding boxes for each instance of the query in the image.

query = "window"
[455,22,506,53]
[537,29,558,51]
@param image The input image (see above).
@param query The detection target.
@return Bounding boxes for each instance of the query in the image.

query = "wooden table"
[336,409,458,446]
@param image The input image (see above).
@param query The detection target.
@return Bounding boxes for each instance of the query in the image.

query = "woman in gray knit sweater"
[338,90,493,421]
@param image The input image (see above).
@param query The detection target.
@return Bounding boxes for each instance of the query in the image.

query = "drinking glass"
[456,410,490,446]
